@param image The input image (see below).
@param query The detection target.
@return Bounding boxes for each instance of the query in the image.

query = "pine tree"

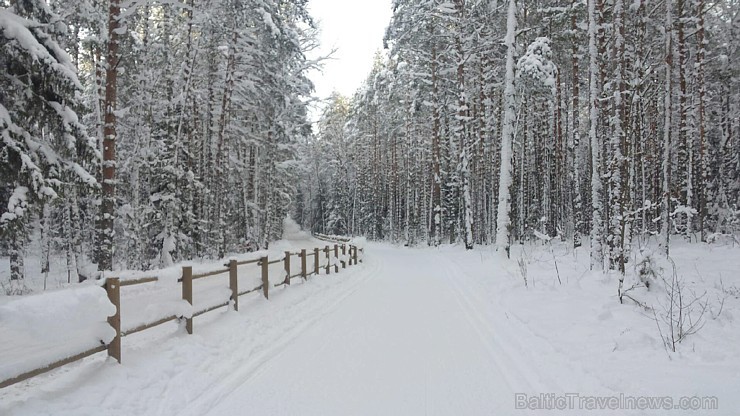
[494,0,517,257]
[1,1,96,291]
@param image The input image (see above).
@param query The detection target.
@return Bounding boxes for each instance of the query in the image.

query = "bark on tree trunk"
[588,0,604,269]
[98,0,122,273]
[495,0,517,257]
[661,0,673,256]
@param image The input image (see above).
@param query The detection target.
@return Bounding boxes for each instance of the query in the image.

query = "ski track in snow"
[440,255,612,398]
[181,258,380,416]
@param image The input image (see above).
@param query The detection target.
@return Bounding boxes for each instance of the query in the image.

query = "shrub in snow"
[635,255,660,290]
[517,255,528,288]
[643,258,709,353]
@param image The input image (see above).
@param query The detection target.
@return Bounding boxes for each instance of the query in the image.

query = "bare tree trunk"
[661,0,673,256]
[495,0,517,257]
[588,0,604,269]
[455,0,474,250]
[431,27,442,247]
[676,0,692,237]
[98,0,122,273]
[612,0,629,302]
[696,0,707,241]
[215,30,238,258]
[570,0,582,248]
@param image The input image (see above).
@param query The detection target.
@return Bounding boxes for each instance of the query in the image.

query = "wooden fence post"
[314,248,320,275]
[261,256,269,299]
[284,251,291,285]
[105,277,121,363]
[334,244,339,273]
[341,244,347,269]
[325,246,330,274]
[229,260,238,311]
[301,249,307,280]
[352,246,358,265]
[182,266,193,334]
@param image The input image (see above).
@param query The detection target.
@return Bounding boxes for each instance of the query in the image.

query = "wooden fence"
[0,241,364,389]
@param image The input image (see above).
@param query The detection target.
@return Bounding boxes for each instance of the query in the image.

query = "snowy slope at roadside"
[0,218,352,384]
[0,218,326,294]
[445,240,740,414]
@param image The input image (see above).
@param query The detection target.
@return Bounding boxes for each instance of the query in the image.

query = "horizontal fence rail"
[0,240,364,390]
[314,233,352,243]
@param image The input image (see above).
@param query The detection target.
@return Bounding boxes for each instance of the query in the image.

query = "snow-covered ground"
[1,238,738,415]
[448,240,740,415]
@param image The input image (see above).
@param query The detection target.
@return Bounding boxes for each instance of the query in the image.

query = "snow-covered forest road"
[3,242,739,416]
[200,246,534,416]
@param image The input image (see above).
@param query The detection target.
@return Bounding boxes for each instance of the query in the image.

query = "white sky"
[306,0,393,121]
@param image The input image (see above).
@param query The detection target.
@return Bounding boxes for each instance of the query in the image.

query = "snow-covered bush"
[635,255,660,290]
[517,37,557,95]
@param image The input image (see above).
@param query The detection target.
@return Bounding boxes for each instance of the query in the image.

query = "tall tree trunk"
[588,0,604,269]
[570,0,582,248]
[495,0,517,257]
[455,0,474,250]
[98,0,122,273]
[612,0,629,302]
[660,0,673,255]
[430,26,442,247]
[676,0,691,237]
[696,0,707,241]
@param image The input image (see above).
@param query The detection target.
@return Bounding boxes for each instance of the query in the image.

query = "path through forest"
[194,246,541,416]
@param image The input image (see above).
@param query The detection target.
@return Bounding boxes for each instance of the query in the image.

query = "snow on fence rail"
[314,233,352,243]
[0,241,364,390]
